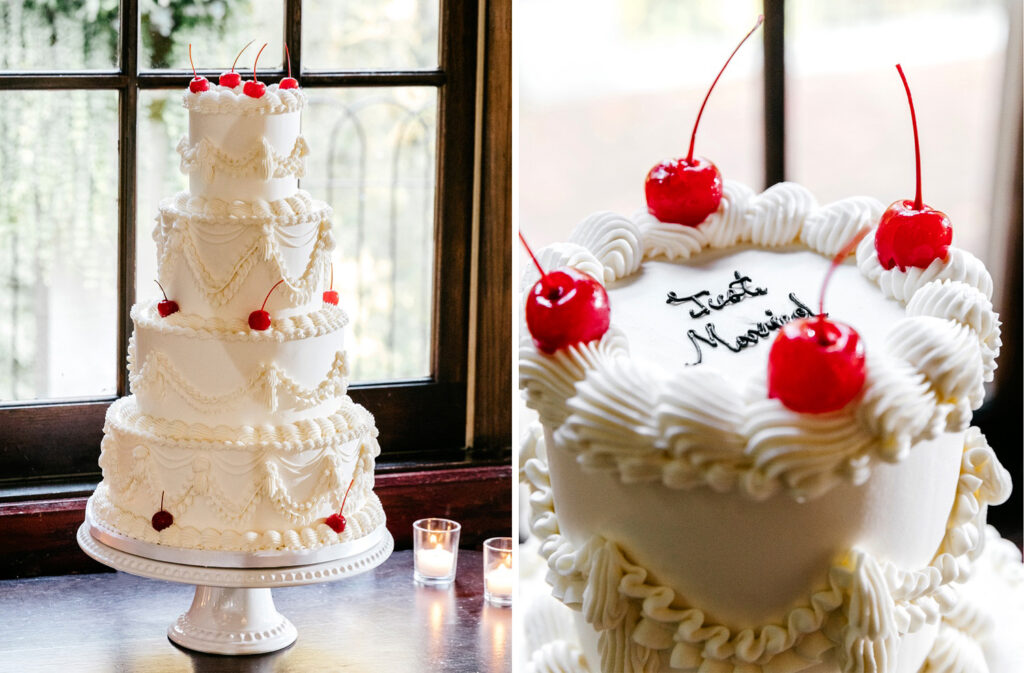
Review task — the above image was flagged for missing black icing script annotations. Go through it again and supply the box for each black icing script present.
[665,271,819,366]
[683,293,818,365]
[666,271,767,318]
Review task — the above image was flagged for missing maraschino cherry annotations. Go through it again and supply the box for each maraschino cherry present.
[874,64,952,271]
[219,39,254,88]
[151,492,173,532]
[154,280,179,317]
[243,43,269,99]
[521,232,610,354]
[280,44,299,89]
[249,278,285,330]
[323,264,339,305]
[767,229,869,414]
[187,44,209,93]
[645,15,763,227]
[324,477,357,534]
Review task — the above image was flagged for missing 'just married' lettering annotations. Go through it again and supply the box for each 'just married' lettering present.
[685,293,818,365]
[667,271,767,319]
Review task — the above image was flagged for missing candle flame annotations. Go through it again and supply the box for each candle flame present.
[502,553,511,569]
[429,533,438,546]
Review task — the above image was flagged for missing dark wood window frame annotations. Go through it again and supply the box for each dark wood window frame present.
[0,0,512,577]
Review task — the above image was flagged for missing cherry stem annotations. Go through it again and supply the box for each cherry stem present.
[252,42,268,82]
[285,44,293,79]
[261,278,286,311]
[159,491,165,510]
[154,279,169,301]
[518,231,547,281]
[340,476,356,513]
[686,14,763,164]
[816,227,871,344]
[896,64,923,211]
[188,43,198,78]
[232,39,255,74]
[329,263,334,291]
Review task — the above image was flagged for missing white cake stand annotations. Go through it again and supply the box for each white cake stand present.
[76,520,393,655]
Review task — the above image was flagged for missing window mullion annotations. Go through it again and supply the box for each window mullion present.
[116,0,139,397]
[285,0,302,75]
[763,0,786,187]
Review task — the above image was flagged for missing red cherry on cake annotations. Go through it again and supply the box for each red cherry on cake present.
[187,44,209,93]
[243,43,269,99]
[324,476,357,534]
[767,229,869,414]
[520,233,610,354]
[323,263,339,305]
[325,513,346,533]
[875,64,952,271]
[154,280,179,317]
[219,39,253,88]
[280,44,299,89]
[645,15,762,227]
[249,278,286,331]
[151,492,174,532]
[645,158,722,227]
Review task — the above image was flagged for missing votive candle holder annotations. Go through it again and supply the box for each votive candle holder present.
[483,536,513,607]
[413,518,461,586]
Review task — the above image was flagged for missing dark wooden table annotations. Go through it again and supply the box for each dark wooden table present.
[0,550,510,673]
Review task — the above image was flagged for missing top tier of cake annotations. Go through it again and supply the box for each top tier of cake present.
[180,83,308,203]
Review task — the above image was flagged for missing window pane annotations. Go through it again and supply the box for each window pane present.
[0,1,119,71]
[302,0,439,70]
[519,0,765,250]
[788,0,1009,261]
[137,87,437,383]
[0,91,119,403]
[304,88,436,381]
[139,0,284,70]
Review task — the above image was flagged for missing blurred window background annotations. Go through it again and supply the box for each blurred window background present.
[0,0,440,403]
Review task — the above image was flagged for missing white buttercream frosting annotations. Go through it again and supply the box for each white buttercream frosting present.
[182,83,306,115]
[520,180,999,500]
[522,426,1012,673]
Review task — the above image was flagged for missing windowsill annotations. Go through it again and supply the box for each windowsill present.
[0,549,511,673]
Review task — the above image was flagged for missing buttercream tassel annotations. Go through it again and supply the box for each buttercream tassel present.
[258,137,275,180]
[259,224,276,261]
[262,367,280,411]
[838,550,899,673]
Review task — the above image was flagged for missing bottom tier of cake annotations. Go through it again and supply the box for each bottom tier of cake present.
[90,395,385,553]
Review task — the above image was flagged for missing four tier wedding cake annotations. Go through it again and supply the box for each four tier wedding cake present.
[86,72,386,557]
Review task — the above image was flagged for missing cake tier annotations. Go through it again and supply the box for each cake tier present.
[92,395,384,552]
[519,182,1010,673]
[181,83,307,203]
[523,426,1011,673]
[129,301,347,427]
[154,191,333,319]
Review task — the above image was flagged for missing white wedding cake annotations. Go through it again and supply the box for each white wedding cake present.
[519,182,1024,672]
[86,76,387,556]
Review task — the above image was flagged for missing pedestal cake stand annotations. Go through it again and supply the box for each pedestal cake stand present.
[77,508,393,655]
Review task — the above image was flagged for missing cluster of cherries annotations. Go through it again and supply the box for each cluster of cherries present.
[524,15,953,416]
[188,41,299,99]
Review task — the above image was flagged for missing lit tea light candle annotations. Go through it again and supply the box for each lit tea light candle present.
[483,536,513,607]
[413,518,461,586]
[417,535,455,578]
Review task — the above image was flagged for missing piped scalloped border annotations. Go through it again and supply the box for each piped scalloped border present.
[183,83,306,116]
[522,425,1011,673]
[133,301,348,343]
[519,181,1000,500]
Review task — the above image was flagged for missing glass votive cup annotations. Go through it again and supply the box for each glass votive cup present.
[413,518,461,585]
[483,536,513,607]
